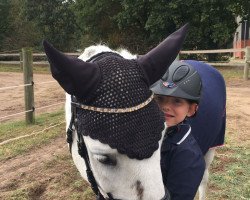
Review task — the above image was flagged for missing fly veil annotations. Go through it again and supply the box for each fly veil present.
[43,24,189,160]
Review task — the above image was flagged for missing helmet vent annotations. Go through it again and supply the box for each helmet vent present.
[173,65,190,82]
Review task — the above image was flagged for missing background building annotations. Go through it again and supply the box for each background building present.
[233,16,250,59]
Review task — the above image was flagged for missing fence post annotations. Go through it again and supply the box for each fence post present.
[22,48,35,124]
[244,47,250,80]
[19,51,23,70]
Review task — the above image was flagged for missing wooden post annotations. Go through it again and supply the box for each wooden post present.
[19,51,23,70]
[244,47,250,80]
[22,48,35,124]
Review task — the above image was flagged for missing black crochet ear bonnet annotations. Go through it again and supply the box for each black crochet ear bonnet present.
[43,24,189,159]
[75,52,165,160]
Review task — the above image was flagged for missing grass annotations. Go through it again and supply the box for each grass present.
[207,145,250,199]
[0,64,50,74]
[216,66,244,81]
[0,110,65,161]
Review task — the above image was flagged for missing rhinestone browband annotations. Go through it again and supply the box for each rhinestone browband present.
[72,93,154,113]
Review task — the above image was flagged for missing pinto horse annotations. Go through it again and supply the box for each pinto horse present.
[43,24,189,200]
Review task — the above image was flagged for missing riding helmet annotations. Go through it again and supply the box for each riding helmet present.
[150,61,202,103]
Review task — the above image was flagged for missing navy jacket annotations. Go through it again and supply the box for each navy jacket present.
[161,124,205,200]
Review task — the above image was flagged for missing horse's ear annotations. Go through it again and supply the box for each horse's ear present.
[43,40,100,99]
[137,23,189,85]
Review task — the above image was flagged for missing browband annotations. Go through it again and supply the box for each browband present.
[71,93,154,113]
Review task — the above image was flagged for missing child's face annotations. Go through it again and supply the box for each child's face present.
[154,95,197,127]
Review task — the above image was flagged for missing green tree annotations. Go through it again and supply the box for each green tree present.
[23,0,79,51]
[0,0,11,51]
[74,0,122,49]
[116,0,238,52]
[74,0,250,56]
[3,0,42,51]
[229,0,250,20]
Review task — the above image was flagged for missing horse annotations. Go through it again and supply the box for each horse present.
[183,60,226,200]
[43,24,189,200]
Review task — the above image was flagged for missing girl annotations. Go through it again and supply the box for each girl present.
[151,61,205,200]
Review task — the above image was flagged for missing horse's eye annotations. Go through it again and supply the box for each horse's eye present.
[95,154,117,166]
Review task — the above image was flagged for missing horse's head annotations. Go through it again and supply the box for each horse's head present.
[43,24,189,200]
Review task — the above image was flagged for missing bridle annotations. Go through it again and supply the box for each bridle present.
[65,52,171,200]
[66,96,105,199]
[67,95,127,200]
[66,99,170,200]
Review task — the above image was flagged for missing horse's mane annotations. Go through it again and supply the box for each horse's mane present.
[78,44,136,61]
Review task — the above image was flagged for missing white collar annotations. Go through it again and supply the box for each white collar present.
[177,126,191,145]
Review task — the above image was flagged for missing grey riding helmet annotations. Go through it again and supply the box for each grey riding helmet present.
[150,61,202,103]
